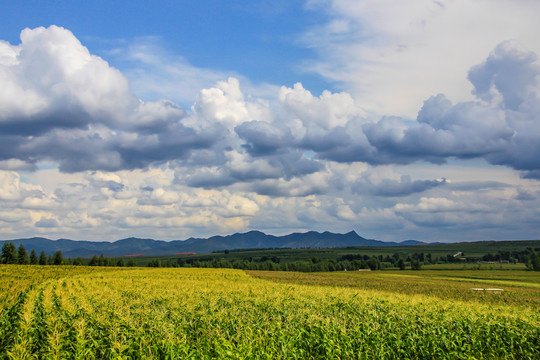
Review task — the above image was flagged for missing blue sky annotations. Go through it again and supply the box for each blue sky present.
[0,0,540,242]
[1,1,333,96]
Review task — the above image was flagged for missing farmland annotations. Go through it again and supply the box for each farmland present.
[1,265,539,359]
[122,239,540,271]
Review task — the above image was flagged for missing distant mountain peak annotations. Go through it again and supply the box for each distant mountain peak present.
[0,230,424,257]
[244,230,266,235]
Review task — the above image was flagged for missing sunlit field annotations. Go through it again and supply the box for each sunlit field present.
[1,265,539,359]
[248,269,540,308]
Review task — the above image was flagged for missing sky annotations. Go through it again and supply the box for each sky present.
[0,0,539,242]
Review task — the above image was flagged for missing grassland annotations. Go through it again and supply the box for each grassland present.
[1,265,539,359]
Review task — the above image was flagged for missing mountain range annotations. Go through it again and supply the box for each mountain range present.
[0,231,424,258]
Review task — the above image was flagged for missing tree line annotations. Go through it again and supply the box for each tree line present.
[169,249,540,271]
[2,242,539,272]
[155,253,426,271]
[1,242,64,265]
[0,243,136,267]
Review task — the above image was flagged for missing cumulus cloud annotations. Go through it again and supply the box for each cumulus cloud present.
[0,26,136,133]
[3,26,539,183]
[1,25,540,241]
[469,41,539,110]
[137,188,180,206]
[178,149,322,193]
[314,42,539,177]
[0,26,224,172]
[394,196,494,228]
[354,175,447,197]
[249,173,330,197]
[278,83,366,129]
[0,171,22,201]
[232,42,540,180]
[301,0,540,117]
[235,120,294,156]
[0,167,267,240]
[86,171,125,192]
[389,182,540,239]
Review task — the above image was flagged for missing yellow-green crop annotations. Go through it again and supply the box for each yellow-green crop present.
[1,265,539,359]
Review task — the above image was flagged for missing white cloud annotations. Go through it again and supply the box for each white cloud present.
[5,26,538,178]
[278,82,366,129]
[0,25,539,241]
[0,26,227,172]
[302,0,540,117]
[193,77,253,129]
[0,171,22,201]
[1,26,137,127]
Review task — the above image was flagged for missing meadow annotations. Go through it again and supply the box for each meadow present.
[1,265,539,359]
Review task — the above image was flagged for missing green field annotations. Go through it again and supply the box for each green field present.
[1,265,539,359]
[129,239,540,267]
[248,269,540,308]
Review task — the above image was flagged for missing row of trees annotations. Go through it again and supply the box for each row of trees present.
[0,243,137,267]
[1,243,64,265]
[161,254,420,271]
[87,254,137,267]
[3,242,539,272]
[142,249,540,271]
[481,249,538,264]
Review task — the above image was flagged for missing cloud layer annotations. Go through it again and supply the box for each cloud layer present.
[0,26,539,241]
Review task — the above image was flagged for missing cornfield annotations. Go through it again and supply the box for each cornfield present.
[1,265,539,359]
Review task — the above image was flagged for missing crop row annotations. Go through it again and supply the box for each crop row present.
[1,266,539,359]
